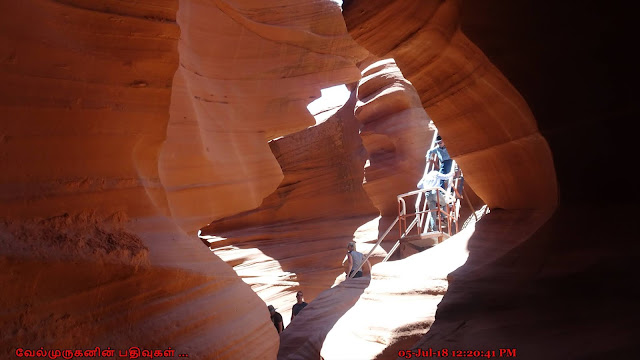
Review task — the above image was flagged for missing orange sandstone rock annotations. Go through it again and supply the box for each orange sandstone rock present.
[355,58,433,217]
[0,0,368,358]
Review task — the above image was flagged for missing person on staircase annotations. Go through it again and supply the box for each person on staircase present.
[426,135,453,188]
[416,164,456,232]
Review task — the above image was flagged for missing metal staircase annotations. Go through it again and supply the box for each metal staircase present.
[348,130,466,277]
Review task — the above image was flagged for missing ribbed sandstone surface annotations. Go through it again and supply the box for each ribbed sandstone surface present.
[1,0,634,359]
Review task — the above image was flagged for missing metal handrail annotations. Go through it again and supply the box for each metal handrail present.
[408,187,453,234]
[348,215,399,278]
[349,186,458,276]
[349,131,468,272]
[427,129,439,173]
[383,241,401,262]
[399,184,459,243]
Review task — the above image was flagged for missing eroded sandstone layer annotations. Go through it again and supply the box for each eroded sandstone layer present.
[1,0,369,358]
[159,0,369,231]
[1,0,634,358]
[326,0,634,358]
[199,92,381,324]
[0,0,179,219]
[281,0,563,356]
[345,0,557,212]
[355,58,433,218]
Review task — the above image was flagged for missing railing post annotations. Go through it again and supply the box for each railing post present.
[398,198,402,239]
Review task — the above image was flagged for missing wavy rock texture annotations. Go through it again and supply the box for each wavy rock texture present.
[1,0,634,359]
[0,214,278,359]
[300,0,632,358]
[288,0,563,357]
[159,0,368,231]
[0,0,368,358]
[354,58,433,218]
[0,0,178,219]
[199,93,381,324]
[345,0,557,212]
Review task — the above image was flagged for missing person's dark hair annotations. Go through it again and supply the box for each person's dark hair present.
[436,135,442,141]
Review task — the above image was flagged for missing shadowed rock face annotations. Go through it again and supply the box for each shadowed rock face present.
[0,0,367,358]
[274,1,560,357]
[345,0,558,212]
[334,0,635,358]
[1,0,635,359]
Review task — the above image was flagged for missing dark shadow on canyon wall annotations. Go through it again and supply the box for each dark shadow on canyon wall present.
[419,205,635,358]
[460,0,637,204]
[410,1,637,358]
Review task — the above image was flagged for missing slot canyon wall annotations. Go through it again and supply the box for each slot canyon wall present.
[1,0,635,359]
[332,0,634,358]
[1,0,367,358]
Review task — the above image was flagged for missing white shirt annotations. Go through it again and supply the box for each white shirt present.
[417,169,454,190]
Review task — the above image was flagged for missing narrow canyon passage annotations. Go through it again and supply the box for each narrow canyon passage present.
[1,0,634,359]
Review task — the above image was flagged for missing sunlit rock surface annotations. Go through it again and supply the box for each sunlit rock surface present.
[319,209,552,360]
[0,0,179,219]
[331,0,634,358]
[1,0,634,358]
[159,0,368,231]
[199,93,380,324]
[279,221,474,360]
[355,58,432,218]
[0,0,367,358]
[345,0,557,212]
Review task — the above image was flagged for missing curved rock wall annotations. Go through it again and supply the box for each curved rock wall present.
[354,58,433,217]
[305,0,632,358]
[159,0,368,232]
[2,0,633,359]
[0,0,368,358]
[345,0,557,211]
[199,93,380,323]
[294,0,562,356]
[0,0,178,219]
